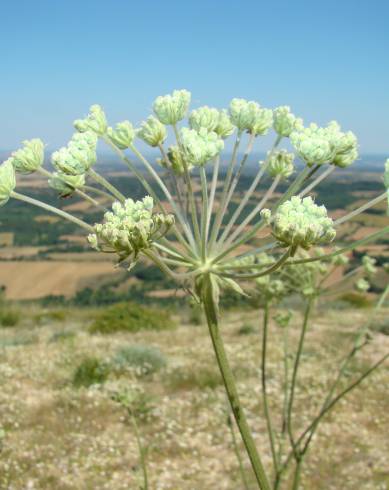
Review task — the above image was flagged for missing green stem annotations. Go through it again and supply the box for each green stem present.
[287,297,313,460]
[206,155,220,241]
[10,191,94,233]
[291,459,302,490]
[227,414,251,490]
[261,304,279,477]
[200,167,209,261]
[129,413,149,490]
[334,191,387,226]
[298,166,335,198]
[88,168,126,202]
[202,274,271,490]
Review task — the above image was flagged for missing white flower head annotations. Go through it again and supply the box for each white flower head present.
[214,110,235,139]
[181,128,224,166]
[273,106,303,137]
[270,196,336,250]
[137,116,167,147]
[266,150,295,179]
[0,159,16,206]
[74,104,107,135]
[107,121,135,149]
[153,89,191,125]
[48,172,85,197]
[10,139,45,174]
[229,99,273,135]
[88,196,174,264]
[51,132,97,176]
[189,106,220,132]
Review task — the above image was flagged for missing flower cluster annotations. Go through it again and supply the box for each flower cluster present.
[74,105,107,135]
[0,159,16,206]
[153,89,191,125]
[263,196,336,251]
[189,107,234,139]
[229,99,273,135]
[290,121,358,167]
[273,106,303,137]
[87,197,174,263]
[137,116,167,147]
[9,139,45,174]
[266,150,295,179]
[107,121,135,149]
[180,128,224,166]
[51,131,97,176]
[48,172,86,198]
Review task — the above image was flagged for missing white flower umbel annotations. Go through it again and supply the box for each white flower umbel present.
[52,132,97,176]
[88,196,174,264]
[137,116,167,147]
[74,104,107,135]
[107,121,135,149]
[0,159,16,206]
[10,139,45,174]
[273,106,303,137]
[229,98,273,135]
[265,196,336,251]
[214,110,235,139]
[266,150,295,179]
[189,106,220,132]
[181,128,224,166]
[153,89,191,125]
[48,172,86,197]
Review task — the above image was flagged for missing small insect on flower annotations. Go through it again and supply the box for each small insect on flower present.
[48,172,86,198]
[0,159,16,206]
[264,196,336,252]
[10,139,45,174]
[87,196,174,267]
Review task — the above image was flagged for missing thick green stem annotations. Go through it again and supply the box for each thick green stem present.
[261,304,279,478]
[291,459,302,490]
[202,275,271,490]
[129,413,148,490]
[227,414,251,490]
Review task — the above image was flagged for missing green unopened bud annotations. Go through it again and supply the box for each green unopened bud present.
[107,121,135,149]
[189,106,220,132]
[355,278,370,293]
[214,110,234,139]
[290,124,335,166]
[48,172,85,197]
[52,132,97,176]
[327,122,358,168]
[266,150,294,179]
[153,89,191,125]
[273,106,303,137]
[0,159,16,206]
[274,311,292,328]
[181,128,224,166]
[229,99,273,135]
[137,116,167,147]
[11,139,44,174]
[74,104,107,135]
[271,196,336,250]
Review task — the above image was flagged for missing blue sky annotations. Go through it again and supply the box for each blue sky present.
[1,0,388,153]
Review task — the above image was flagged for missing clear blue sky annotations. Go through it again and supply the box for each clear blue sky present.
[1,0,388,153]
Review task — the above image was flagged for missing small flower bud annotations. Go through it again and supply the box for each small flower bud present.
[189,106,220,132]
[260,208,272,224]
[214,110,234,139]
[271,196,336,250]
[48,172,85,197]
[0,159,16,206]
[107,121,135,149]
[10,139,45,174]
[229,98,273,135]
[74,104,107,135]
[153,89,191,125]
[137,116,167,147]
[273,106,303,137]
[266,150,294,179]
[355,278,370,293]
[52,132,97,176]
[362,255,377,277]
[181,128,224,166]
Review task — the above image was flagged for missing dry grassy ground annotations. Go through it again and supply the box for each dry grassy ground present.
[0,304,388,490]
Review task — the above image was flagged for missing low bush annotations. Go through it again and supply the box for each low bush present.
[89,302,175,334]
[49,330,76,343]
[72,357,110,387]
[0,334,37,348]
[112,344,167,376]
[34,309,67,324]
[0,309,21,327]
[238,323,256,335]
[167,366,222,391]
[340,292,373,308]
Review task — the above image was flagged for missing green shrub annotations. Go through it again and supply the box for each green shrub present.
[0,309,20,327]
[167,367,222,391]
[112,344,166,375]
[34,309,67,324]
[0,334,37,348]
[49,330,76,343]
[89,302,175,334]
[238,323,255,335]
[340,292,372,308]
[72,357,110,387]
